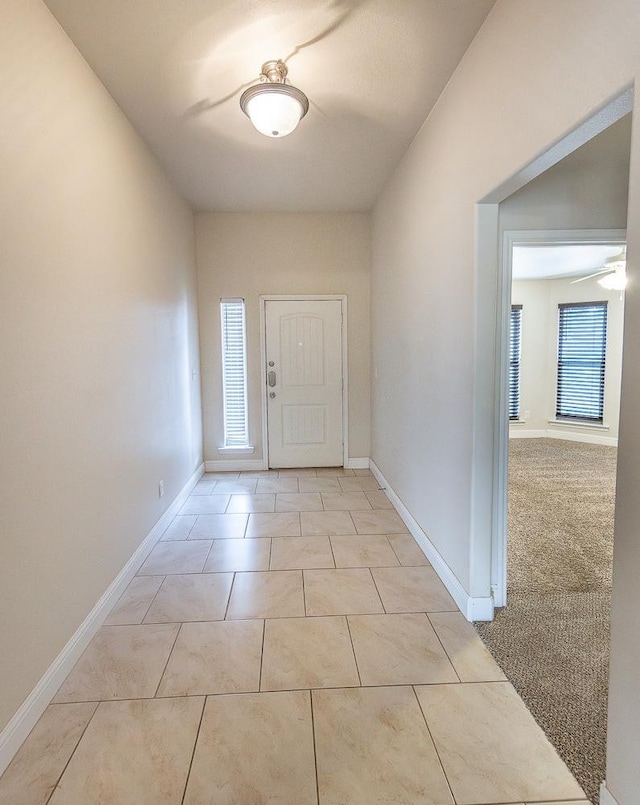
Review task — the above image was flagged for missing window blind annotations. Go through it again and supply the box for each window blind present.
[220,298,248,446]
[509,305,522,420]
[556,301,607,422]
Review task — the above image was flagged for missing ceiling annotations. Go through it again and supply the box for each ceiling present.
[43,0,495,212]
[512,244,626,282]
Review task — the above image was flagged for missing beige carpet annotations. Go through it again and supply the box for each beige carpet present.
[476,438,616,805]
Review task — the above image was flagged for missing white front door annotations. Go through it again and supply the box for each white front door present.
[265,299,344,468]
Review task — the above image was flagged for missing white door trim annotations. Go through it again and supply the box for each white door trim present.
[492,228,627,607]
[259,295,349,469]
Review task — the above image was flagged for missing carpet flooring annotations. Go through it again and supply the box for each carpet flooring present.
[476,438,616,805]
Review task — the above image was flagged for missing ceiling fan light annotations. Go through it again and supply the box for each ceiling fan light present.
[598,270,627,291]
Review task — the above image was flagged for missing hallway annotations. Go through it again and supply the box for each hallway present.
[0,468,587,804]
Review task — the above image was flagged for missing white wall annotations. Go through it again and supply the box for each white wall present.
[499,114,631,234]
[0,0,202,735]
[196,213,371,467]
[510,278,624,443]
[370,1,640,800]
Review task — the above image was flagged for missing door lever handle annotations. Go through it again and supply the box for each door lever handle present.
[267,370,276,387]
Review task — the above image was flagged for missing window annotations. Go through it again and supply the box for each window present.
[556,302,607,422]
[220,298,248,446]
[509,305,522,420]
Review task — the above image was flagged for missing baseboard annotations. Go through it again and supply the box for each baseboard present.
[509,428,547,439]
[205,458,371,472]
[346,457,370,470]
[600,783,620,805]
[205,459,266,472]
[369,461,494,623]
[0,462,204,777]
[509,427,617,447]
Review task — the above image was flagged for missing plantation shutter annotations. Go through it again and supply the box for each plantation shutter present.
[509,305,522,420]
[556,302,607,422]
[221,298,248,446]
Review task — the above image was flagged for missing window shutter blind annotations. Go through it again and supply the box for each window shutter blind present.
[556,302,607,422]
[509,305,522,420]
[221,299,248,446]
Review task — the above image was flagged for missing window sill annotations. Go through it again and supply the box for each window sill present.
[217,446,255,455]
[509,419,527,425]
[548,419,609,431]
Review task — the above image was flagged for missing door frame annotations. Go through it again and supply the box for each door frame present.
[492,227,627,607]
[259,294,349,469]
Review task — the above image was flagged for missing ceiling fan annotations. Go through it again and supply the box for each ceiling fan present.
[570,248,627,290]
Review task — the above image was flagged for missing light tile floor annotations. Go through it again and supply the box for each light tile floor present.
[0,468,589,805]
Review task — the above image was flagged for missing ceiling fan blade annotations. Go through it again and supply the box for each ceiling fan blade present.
[284,0,365,63]
[570,269,612,284]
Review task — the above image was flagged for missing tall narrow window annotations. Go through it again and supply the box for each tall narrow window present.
[220,298,248,446]
[509,305,522,420]
[556,302,607,422]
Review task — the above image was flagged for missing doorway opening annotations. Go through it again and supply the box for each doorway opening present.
[477,110,632,804]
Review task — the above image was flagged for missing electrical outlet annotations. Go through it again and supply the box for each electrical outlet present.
[158,480,165,498]
[524,410,530,421]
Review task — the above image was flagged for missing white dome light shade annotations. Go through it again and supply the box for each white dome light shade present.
[241,85,308,137]
[240,61,309,138]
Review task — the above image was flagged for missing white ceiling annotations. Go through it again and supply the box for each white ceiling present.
[43,0,495,212]
[512,245,625,281]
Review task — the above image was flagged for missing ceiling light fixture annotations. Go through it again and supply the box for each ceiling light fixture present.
[597,267,627,291]
[240,60,309,138]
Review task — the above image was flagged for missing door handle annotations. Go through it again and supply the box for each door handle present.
[268,370,276,387]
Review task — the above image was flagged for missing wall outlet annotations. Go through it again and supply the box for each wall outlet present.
[524,410,530,421]
[158,480,165,498]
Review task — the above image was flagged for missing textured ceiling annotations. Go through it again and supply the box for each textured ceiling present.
[43,0,495,211]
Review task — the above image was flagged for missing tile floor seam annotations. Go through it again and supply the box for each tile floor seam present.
[153,624,183,699]
[385,532,405,565]
[426,613,463,684]
[43,701,100,805]
[258,618,267,692]
[308,690,321,805]
[410,684,457,805]
[141,574,168,624]
[179,695,207,805]
[367,566,387,613]
[344,616,363,687]
[222,572,236,620]
[302,567,309,616]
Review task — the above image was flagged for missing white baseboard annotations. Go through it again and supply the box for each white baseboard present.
[346,457,370,470]
[205,459,266,472]
[369,461,494,623]
[0,462,204,777]
[509,427,617,446]
[600,783,620,805]
[205,458,371,472]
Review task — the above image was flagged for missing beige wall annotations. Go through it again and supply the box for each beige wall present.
[511,278,624,441]
[0,0,202,734]
[196,213,371,466]
[371,1,640,799]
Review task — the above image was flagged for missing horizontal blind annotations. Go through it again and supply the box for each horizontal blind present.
[221,299,248,446]
[556,302,607,422]
[509,305,522,420]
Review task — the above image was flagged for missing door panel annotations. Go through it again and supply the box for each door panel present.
[265,300,343,468]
